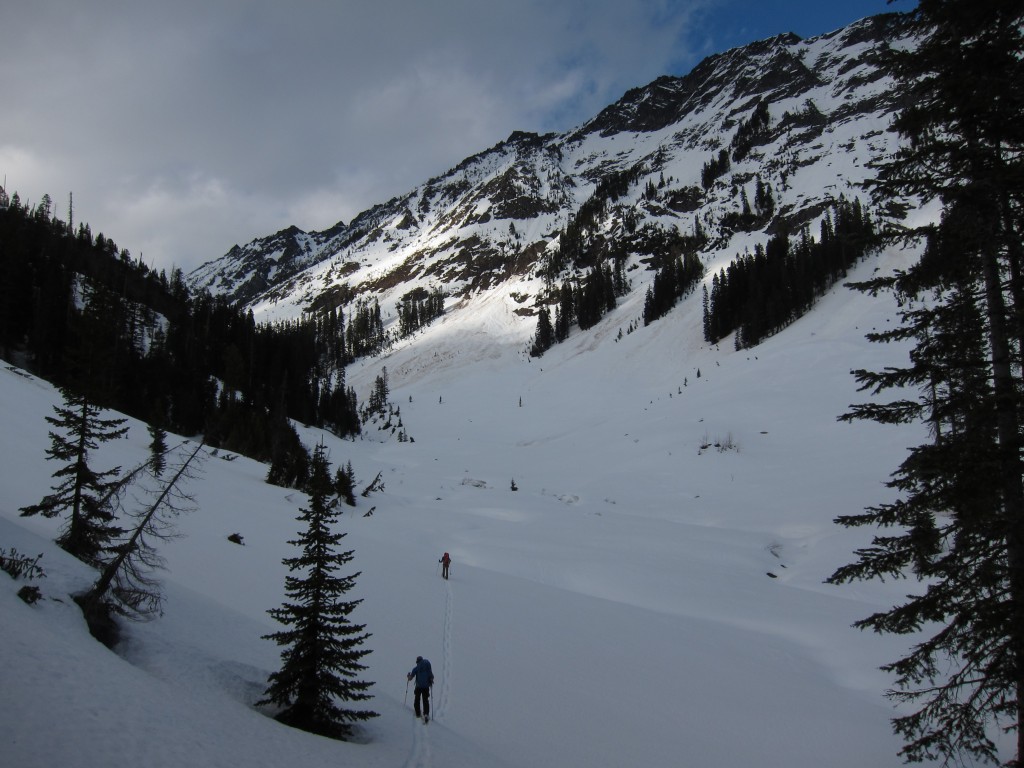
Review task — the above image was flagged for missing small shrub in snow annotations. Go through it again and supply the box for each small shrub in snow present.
[697,431,739,454]
[18,585,42,605]
[0,547,46,581]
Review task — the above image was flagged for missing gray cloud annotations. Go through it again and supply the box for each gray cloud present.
[0,0,892,274]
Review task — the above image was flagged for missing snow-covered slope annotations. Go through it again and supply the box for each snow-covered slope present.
[7,10,1016,768]
[3,231,1013,765]
[189,13,912,331]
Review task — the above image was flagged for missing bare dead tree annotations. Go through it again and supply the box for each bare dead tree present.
[77,441,205,643]
[360,471,384,497]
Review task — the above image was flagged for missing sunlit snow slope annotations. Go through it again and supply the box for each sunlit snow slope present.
[6,235,1013,767]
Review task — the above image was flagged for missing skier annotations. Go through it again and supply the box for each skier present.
[439,551,451,579]
[407,656,434,723]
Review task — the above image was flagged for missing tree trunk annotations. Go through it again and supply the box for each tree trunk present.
[980,245,1024,764]
[81,441,204,612]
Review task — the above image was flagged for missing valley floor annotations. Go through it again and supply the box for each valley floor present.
[1,251,1014,766]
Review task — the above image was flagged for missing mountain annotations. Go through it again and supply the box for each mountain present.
[17,12,1021,768]
[8,209,1002,767]
[188,12,912,335]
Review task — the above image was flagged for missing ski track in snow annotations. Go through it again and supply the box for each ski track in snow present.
[406,721,432,768]
[439,577,453,718]
[404,575,453,768]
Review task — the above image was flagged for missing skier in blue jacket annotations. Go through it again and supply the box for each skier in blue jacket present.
[407,656,434,722]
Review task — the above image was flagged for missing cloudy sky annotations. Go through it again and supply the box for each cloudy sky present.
[1,0,905,275]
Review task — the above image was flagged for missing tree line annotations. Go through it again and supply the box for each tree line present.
[702,197,875,349]
[530,258,631,356]
[0,196,365,488]
[397,286,446,338]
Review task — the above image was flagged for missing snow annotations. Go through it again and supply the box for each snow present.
[229,18,914,331]
[0,243,1015,767]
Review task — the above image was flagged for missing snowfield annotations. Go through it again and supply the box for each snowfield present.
[1,244,1014,767]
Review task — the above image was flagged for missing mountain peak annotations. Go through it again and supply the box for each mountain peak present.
[190,13,911,336]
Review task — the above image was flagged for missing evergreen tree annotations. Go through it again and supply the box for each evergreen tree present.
[148,424,168,478]
[553,281,574,343]
[368,367,390,415]
[266,416,310,490]
[702,284,711,341]
[702,200,872,348]
[754,175,774,218]
[260,443,377,739]
[531,306,554,357]
[334,461,356,507]
[701,148,730,189]
[829,2,1024,764]
[20,386,129,564]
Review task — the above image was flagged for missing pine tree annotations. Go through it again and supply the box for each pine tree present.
[266,414,310,490]
[334,461,356,507]
[260,443,377,739]
[369,366,390,415]
[554,281,574,342]
[20,386,129,564]
[148,424,168,478]
[531,306,554,357]
[829,2,1024,765]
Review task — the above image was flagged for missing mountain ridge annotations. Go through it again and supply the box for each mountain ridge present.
[188,12,913,353]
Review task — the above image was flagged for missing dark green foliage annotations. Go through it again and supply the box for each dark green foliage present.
[0,548,45,581]
[397,286,445,338]
[20,386,128,565]
[703,198,874,348]
[643,250,704,326]
[334,462,356,507]
[780,98,826,132]
[557,166,646,272]
[754,176,775,220]
[266,418,311,490]
[260,444,378,739]
[0,200,364,488]
[730,100,772,161]
[829,2,1024,764]
[18,585,42,605]
[368,367,390,416]
[575,263,617,331]
[345,298,384,359]
[148,425,168,478]
[317,370,361,439]
[721,176,776,233]
[701,149,731,190]
[831,210,1017,767]
[548,222,692,347]
[545,262,621,345]
[530,306,555,357]
[664,185,704,213]
[554,281,574,343]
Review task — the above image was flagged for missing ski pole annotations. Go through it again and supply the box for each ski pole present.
[405,678,409,706]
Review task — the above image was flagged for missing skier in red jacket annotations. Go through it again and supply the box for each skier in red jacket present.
[440,552,451,579]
